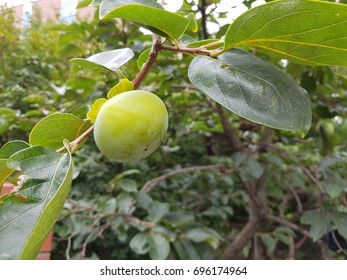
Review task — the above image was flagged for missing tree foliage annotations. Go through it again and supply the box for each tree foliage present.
[1,0,347,260]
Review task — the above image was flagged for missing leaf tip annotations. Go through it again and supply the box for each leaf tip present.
[63,140,73,153]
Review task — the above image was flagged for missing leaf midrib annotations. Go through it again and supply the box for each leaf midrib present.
[0,155,64,232]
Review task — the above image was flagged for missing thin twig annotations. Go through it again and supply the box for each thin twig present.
[80,232,93,259]
[331,230,347,256]
[160,44,211,55]
[200,40,224,49]
[223,219,260,259]
[215,104,242,150]
[67,199,155,228]
[287,235,295,260]
[140,165,230,194]
[263,143,325,194]
[295,236,308,250]
[56,125,94,153]
[279,192,290,219]
[65,236,72,260]
[267,215,311,238]
[288,184,303,213]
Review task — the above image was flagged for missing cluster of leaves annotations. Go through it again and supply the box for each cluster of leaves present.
[1,0,347,260]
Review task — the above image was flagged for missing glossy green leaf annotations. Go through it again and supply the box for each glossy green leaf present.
[0,143,73,259]
[103,198,117,213]
[184,227,220,249]
[107,169,141,192]
[22,94,45,104]
[173,239,201,260]
[70,48,134,73]
[260,234,277,253]
[153,226,176,242]
[321,174,347,198]
[222,0,347,66]
[301,210,330,241]
[137,48,150,70]
[87,98,107,124]
[0,141,30,159]
[117,178,138,193]
[275,226,296,237]
[273,232,291,246]
[29,113,91,150]
[148,201,170,223]
[241,159,265,180]
[101,0,163,12]
[147,233,170,260]
[134,192,153,209]
[77,0,92,8]
[130,232,150,255]
[318,156,345,171]
[100,2,189,38]
[0,141,30,191]
[0,108,16,135]
[89,0,102,6]
[117,193,134,214]
[331,212,347,241]
[188,48,312,136]
[186,13,198,33]
[187,39,223,49]
[0,160,14,191]
[163,212,195,228]
[107,79,134,99]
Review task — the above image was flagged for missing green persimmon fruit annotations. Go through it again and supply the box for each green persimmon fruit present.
[321,122,335,137]
[318,121,334,137]
[94,90,168,162]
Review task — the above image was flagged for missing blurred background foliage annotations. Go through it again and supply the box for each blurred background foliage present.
[1,0,347,260]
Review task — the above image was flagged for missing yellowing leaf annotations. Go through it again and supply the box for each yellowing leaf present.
[186,13,198,33]
[107,79,134,99]
[87,98,108,124]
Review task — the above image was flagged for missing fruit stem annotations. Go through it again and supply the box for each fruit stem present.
[160,44,211,55]
[200,40,224,49]
[116,69,127,79]
[210,48,226,58]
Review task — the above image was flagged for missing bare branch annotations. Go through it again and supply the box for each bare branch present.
[223,219,260,259]
[287,235,295,260]
[140,165,231,194]
[133,34,162,89]
[65,236,72,260]
[223,172,268,259]
[288,184,303,213]
[216,104,242,150]
[331,231,347,256]
[267,215,311,238]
